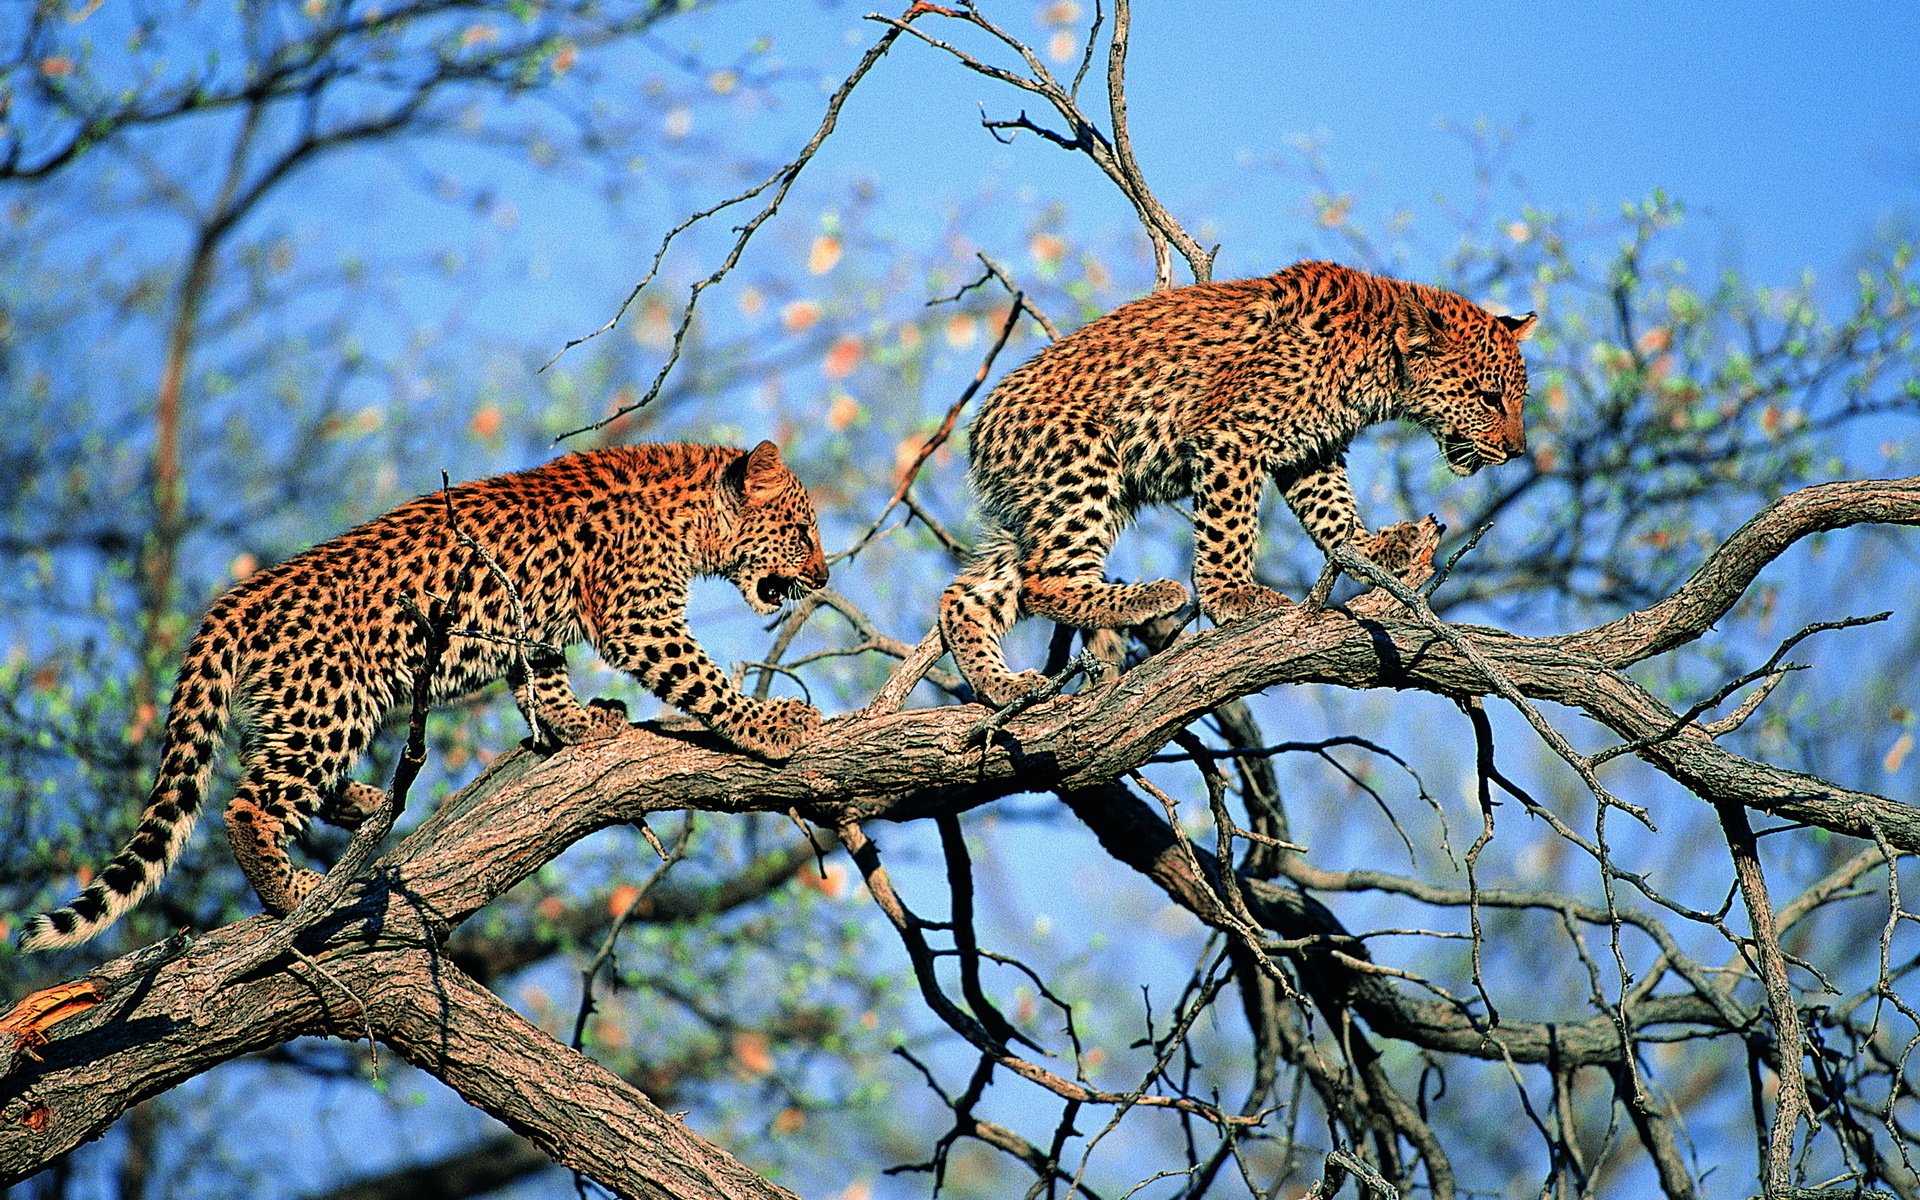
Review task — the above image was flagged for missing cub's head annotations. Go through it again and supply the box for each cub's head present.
[721,440,830,615]
[1391,288,1536,476]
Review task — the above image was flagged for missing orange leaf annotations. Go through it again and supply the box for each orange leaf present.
[782,299,822,333]
[470,405,502,440]
[808,235,843,276]
[1885,733,1913,774]
[827,394,860,431]
[797,863,846,898]
[733,1031,774,1075]
[772,1106,806,1135]
[608,883,642,918]
[823,335,862,380]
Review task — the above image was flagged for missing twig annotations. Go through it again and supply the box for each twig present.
[549,9,922,437]
[1592,612,1886,765]
[838,292,1030,563]
[570,817,695,1053]
[1329,543,1654,830]
[966,649,1105,743]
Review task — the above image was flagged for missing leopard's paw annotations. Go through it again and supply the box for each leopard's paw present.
[1201,583,1294,625]
[976,669,1049,709]
[722,697,821,761]
[1124,579,1194,625]
[539,697,629,748]
[579,697,630,739]
[1356,517,1444,585]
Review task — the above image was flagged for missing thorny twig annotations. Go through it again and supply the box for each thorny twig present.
[867,0,1214,288]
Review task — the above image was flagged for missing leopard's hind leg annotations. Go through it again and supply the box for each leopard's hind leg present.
[227,663,378,914]
[939,528,1046,707]
[225,760,327,915]
[1014,468,1188,630]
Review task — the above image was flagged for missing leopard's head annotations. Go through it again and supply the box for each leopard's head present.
[1390,289,1536,477]
[721,440,830,615]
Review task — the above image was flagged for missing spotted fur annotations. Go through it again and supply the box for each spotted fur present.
[939,261,1536,705]
[20,441,828,951]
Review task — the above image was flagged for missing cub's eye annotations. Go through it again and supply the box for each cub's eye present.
[1477,389,1505,411]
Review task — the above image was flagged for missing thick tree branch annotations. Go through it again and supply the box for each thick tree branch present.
[5,475,1916,1188]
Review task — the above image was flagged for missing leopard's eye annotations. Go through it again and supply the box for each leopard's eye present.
[1477,389,1505,411]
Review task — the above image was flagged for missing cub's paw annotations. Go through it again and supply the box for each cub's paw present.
[1132,578,1194,622]
[1201,583,1294,625]
[318,781,388,830]
[577,697,630,740]
[536,698,629,749]
[280,867,330,913]
[723,697,822,761]
[976,669,1049,709]
[1356,517,1444,585]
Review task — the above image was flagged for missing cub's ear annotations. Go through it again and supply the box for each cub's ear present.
[1394,293,1446,358]
[727,439,785,502]
[1498,311,1538,341]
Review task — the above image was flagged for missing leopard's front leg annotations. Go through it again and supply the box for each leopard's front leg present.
[1277,455,1366,555]
[1279,458,1441,602]
[507,644,629,748]
[1192,441,1290,624]
[588,578,819,760]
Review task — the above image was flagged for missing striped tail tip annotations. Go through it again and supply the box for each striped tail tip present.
[17,881,141,953]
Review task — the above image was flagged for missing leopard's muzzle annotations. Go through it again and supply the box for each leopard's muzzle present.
[756,557,828,608]
[757,574,807,607]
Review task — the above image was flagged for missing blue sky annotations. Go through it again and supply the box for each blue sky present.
[320,3,1920,386]
[732,3,1920,290]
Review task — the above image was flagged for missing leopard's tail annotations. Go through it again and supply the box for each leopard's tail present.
[18,612,238,951]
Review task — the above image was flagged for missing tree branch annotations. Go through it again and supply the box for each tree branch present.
[5,474,1917,1188]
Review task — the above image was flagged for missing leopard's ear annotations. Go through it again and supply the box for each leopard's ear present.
[1498,311,1538,341]
[1394,292,1445,358]
[726,440,784,503]
[744,439,783,476]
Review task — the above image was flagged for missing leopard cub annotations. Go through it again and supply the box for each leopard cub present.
[940,260,1535,705]
[21,440,828,951]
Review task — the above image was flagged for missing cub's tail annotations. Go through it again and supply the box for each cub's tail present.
[18,616,238,951]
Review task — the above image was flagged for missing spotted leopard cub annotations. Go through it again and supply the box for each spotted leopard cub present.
[21,441,827,951]
[940,260,1535,705]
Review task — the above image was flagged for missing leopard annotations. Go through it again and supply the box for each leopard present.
[938,260,1536,706]
[19,440,829,951]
